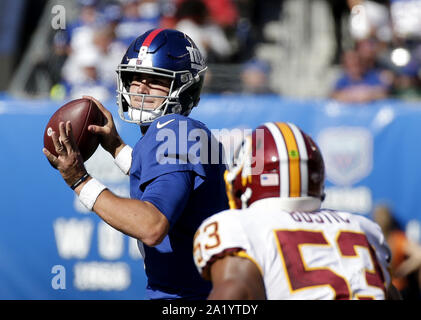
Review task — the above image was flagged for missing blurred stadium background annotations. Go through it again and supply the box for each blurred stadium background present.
[1,0,421,299]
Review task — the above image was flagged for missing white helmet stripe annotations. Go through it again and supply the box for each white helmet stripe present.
[264,122,289,197]
[287,123,309,197]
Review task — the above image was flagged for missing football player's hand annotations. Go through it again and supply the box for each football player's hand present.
[43,121,88,187]
[83,95,126,158]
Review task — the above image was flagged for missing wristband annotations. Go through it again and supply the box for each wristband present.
[78,178,107,210]
[114,145,132,175]
[70,173,90,190]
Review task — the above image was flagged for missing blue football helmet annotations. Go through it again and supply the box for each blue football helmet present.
[116,28,207,126]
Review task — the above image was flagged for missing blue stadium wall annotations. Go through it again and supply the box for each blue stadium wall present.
[1,94,420,299]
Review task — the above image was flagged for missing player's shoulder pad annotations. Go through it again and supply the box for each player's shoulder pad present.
[145,113,213,163]
[352,213,383,237]
[198,209,241,228]
[194,209,250,278]
[195,209,249,253]
[353,213,391,263]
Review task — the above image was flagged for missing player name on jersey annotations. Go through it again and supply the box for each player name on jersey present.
[288,210,350,224]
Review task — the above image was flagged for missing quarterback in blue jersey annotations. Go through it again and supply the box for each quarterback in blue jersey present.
[43,29,229,299]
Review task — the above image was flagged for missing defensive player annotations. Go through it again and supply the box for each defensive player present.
[43,29,228,299]
[193,122,400,300]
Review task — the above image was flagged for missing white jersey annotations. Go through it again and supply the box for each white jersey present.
[193,200,391,300]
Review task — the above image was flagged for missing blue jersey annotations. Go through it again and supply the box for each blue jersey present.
[130,114,229,299]
[334,69,388,91]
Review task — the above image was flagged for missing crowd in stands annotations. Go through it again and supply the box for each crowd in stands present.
[330,0,421,103]
[48,0,421,102]
[49,0,276,100]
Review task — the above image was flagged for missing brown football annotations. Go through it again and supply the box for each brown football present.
[44,98,104,165]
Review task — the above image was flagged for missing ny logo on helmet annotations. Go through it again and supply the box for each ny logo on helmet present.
[186,47,204,70]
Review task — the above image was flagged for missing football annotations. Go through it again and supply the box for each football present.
[43,98,104,165]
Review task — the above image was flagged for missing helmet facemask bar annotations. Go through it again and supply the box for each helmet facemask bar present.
[116,64,201,125]
[225,136,253,209]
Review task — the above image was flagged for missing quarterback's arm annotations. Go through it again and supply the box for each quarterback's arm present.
[80,184,169,246]
[73,170,193,246]
[43,121,169,247]
[207,255,266,300]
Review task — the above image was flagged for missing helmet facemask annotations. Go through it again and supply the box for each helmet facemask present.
[225,136,254,209]
[115,29,208,126]
[116,64,207,126]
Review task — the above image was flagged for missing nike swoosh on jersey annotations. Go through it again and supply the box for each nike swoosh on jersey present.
[156,119,175,129]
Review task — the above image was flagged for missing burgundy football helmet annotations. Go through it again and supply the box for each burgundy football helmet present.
[225,122,325,209]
